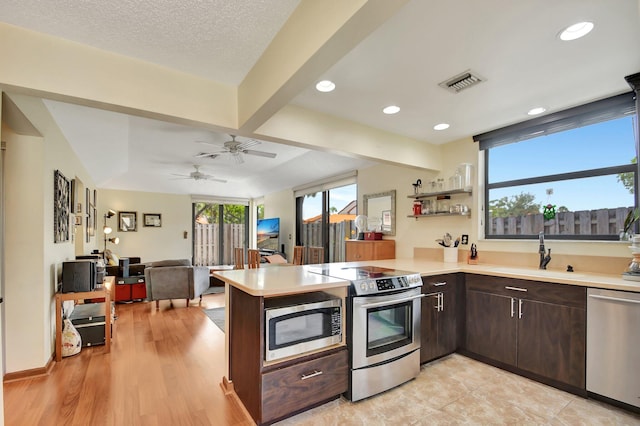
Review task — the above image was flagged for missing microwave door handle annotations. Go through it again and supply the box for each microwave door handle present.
[359,294,425,309]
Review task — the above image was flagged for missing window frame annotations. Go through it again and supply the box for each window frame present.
[475,92,638,241]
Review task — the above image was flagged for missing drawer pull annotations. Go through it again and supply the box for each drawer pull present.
[301,370,323,380]
[432,282,447,287]
[505,286,528,292]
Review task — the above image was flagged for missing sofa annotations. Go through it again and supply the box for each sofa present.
[144,259,209,309]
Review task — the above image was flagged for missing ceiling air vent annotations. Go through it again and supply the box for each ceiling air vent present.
[438,70,485,94]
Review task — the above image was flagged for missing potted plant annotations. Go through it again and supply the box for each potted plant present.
[621,208,640,241]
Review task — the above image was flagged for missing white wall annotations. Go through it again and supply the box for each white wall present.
[97,189,192,263]
[3,93,98,373]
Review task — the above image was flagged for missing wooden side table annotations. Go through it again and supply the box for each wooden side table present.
[55,276,114,362]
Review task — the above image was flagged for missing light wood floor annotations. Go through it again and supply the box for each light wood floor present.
[5,293,640,425]
[3,293,253,426]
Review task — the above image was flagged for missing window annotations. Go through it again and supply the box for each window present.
[294,173,358,262]
[475,93,638,240]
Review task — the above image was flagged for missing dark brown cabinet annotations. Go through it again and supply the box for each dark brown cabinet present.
[229,286,348,425]
[464,275,586,390]
[420,274,458,364]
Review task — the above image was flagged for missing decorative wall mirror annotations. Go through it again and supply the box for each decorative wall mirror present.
[363,190,396,236]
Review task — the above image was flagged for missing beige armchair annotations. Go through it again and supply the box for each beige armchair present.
[144,259,209,309]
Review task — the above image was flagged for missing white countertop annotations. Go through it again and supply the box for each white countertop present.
[213,258,640,297]
[212,264,350,296]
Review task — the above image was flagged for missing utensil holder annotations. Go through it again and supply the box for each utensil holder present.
[443,247,459,263]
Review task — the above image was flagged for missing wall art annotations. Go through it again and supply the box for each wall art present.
[143,213,162,227]
[54,170,71,243]
[119,211,137,232]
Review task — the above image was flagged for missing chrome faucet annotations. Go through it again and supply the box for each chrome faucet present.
[538,232,551,269]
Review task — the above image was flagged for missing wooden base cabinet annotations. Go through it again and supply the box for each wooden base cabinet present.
[345,240,395,261]
[261,349,348,423]
[420,274,459,364]
[464,275,586,391]
[229,286,348,425]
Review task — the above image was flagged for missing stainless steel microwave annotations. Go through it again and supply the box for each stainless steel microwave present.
[264,292,342,362]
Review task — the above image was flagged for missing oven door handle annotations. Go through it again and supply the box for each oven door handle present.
[359,294,425,309]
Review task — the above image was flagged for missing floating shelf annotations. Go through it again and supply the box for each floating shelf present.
[408,189,472,199]
[408,211,471,219]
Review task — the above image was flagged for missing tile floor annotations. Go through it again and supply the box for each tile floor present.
[276,354,640,425]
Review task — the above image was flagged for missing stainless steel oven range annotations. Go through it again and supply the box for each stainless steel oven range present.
[309,265,423,401]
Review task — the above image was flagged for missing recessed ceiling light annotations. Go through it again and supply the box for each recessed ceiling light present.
[559,21,594,41]
[433,123,450,131]
[383,105,400,115]
[527,107,547,116]
[315,80,335,92]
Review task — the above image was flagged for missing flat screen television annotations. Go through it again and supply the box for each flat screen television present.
[257,218,280,251]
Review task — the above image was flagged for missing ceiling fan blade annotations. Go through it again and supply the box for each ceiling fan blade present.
[236,139,260,150]
[243,149,277,158]
[205,177,227,183]
[194,152,220,159]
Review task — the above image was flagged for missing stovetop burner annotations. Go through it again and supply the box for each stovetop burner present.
[308,265,422,296]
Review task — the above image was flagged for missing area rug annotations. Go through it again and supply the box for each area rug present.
[202,286,225,295]
[203,307,225,332]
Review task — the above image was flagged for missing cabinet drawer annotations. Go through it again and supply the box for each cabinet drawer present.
[466,274,585,308]
[422,273,458,294]
[262,349,348,423]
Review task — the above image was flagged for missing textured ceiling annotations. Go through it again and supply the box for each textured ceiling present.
[0,0,300,85]
[2,0,639,198]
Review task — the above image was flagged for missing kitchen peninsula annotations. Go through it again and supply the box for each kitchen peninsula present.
[214,258,640,424]
[213,266,350,425]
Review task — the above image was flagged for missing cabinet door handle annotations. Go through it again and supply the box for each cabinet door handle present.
[433,282,447,287]
[440,292,444,312]
[433,294,440,310]
[518,299,523,319]
[588,294,640,304]
[301,370,323,380]
[510,297,515,318]
[505,286,528,292]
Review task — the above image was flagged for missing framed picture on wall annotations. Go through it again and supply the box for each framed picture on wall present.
[119,211,137,232]
[143,213,162,227]
[53,170,71,243]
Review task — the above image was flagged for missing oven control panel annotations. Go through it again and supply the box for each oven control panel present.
[353,273,422,295]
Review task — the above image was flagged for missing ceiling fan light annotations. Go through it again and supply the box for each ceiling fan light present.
[559,21,594,41]
[316,80,335,92]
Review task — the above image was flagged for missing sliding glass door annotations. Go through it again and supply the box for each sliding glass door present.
[193,202,248,266]
[296,183,357,263]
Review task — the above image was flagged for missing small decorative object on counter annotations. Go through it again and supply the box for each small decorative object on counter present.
[467,243,479,265]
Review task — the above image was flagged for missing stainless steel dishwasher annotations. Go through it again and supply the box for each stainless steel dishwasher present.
[587,288,640,409]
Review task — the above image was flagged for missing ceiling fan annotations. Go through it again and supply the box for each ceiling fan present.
[170,165,227,183]
[194,134,277,164]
